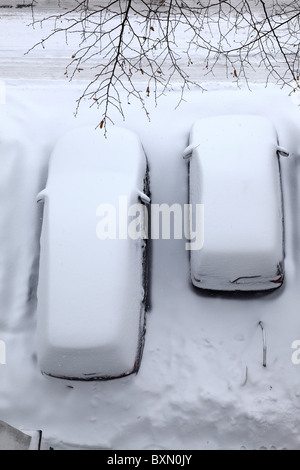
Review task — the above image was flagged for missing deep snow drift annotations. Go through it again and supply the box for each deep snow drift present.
[1,80,300,449]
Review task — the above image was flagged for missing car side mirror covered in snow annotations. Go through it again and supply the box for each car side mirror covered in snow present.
[36,189,48,204]
[183,144,196,160]
[277,146,289,158]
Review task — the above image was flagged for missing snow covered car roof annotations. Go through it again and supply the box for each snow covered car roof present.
[186,115,288,291]
[37,126,149,380]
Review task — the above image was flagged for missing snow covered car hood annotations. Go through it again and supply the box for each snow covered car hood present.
[36,126,148,380]
[187,115,287,291]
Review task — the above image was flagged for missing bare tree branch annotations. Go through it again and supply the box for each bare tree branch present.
[27,1,300,129]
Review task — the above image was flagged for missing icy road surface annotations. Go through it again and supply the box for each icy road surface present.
[0,3,291,83]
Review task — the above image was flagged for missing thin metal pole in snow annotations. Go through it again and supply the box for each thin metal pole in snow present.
[259,321,267,368]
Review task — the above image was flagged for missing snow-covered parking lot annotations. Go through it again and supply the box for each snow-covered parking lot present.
[1,3,300,450]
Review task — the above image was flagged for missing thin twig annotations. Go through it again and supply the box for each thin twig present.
[259,321,267,368]
[26,0,300,129]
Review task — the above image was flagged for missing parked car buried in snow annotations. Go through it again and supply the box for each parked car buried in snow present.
[183,115,289,292]
[37,126,150,380]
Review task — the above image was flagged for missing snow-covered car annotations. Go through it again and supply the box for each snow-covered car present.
[184,115,289,292]
[36,126,150,380]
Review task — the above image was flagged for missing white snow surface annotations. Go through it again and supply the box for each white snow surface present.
[1,4,300,452]
[1,81,300,450]
[37,127,147,380]
[189,115,284,291]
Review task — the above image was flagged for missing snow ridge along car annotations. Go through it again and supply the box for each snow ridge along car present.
[36,126,150,380]
[183,115,289,292]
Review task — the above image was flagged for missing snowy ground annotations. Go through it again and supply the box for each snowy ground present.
[1,6,300,451]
